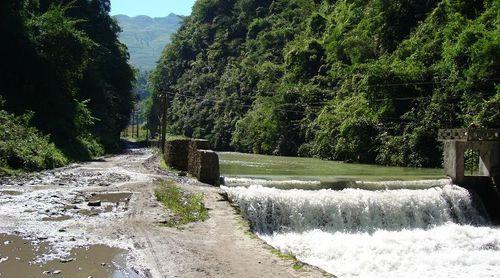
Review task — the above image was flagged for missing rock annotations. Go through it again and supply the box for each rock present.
[88,200,101,207]
[60,258,74,263]
[53,270,61,274]
[178,171,187,177]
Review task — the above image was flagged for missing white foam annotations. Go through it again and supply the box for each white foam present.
[261,224,500,278]
[352,179,452,190]
[223,185,485,233]
[223,182,498,277]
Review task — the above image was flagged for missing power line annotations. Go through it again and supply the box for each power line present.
[154,77,499,114]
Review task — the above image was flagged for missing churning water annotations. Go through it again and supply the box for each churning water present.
[223,178,500,277]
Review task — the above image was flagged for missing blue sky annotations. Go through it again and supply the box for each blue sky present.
[111,0,196,17]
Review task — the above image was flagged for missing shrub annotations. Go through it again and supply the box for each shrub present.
[0,108,67,172]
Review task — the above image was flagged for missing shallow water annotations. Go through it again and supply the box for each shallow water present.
[0,190,23,196]
[223,179,500,277]
[88,192,132,204]
[0,234,137,278]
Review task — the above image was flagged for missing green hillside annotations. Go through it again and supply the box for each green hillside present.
[115,13,183,71]
[0,0,135,172]
[147,0,499,168]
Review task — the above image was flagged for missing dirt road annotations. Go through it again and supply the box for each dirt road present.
[0,147,326,277]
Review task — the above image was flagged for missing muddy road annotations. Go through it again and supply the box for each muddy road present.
[0,147,325,277]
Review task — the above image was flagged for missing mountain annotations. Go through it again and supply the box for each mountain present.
[114,13,183,71]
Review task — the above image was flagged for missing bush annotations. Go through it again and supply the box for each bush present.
[0,109,67,172]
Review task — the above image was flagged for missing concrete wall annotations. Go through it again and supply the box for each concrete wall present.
[164,139,191,171]
[188,139,210,175]
[163,138,220,186]
[189,150,220,185]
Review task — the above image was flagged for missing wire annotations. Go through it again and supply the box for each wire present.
[153,77,499,115]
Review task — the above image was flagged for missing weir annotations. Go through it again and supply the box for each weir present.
[220,130,500,276]
[222,181,500,276]
[438,128,500,223]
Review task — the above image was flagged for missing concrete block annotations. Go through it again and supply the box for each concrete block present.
[164,139,191,171]
[189,150,220,186]
[188,139,210,175]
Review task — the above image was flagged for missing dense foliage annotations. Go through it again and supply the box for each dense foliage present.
[149,0,499,167]
[0,0,134,171]
[0,99,67,174]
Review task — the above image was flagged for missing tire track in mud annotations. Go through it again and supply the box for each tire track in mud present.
[123,180,168,278]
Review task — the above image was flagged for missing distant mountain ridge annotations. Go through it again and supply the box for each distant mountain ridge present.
[114,13,183,71]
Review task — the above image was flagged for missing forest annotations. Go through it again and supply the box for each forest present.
[147,0,499,168]
[0,0,134,174]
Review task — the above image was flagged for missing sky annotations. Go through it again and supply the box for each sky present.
[111,0,196,17]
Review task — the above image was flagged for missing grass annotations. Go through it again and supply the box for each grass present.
[268,249,307,271]
[159,155,171,172]
[120,125,149,142]
[219,152,444,182]
[154,180,209,227]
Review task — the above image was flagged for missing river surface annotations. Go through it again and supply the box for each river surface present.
[222,177,500,277]
[219,152,444,181]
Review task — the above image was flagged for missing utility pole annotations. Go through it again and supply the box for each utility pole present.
[136,107,139,139]
[160,91,168,152]
[132,107,136,139]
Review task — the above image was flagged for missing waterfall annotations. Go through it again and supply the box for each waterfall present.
[223,179,500,277]
[222,182,487,234]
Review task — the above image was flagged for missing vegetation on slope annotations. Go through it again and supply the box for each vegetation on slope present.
[0,99,67,174]
[148,0,499,168]
[115,14,183,71]
[0,0,135,172]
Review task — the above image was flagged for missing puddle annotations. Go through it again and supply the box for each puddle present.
[0,190,22,196]
[104,205,114,213]
[78,209,99,217]
[0,234,137,278]
[42,215,72,222]
[88,192,132,204]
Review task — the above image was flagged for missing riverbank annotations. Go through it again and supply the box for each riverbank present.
[0,147,327,277]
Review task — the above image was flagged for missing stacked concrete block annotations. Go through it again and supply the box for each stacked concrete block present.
[163,139,191,171]
[188,139,210,174]
[189,150,220,185]
[163,138,220,186]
